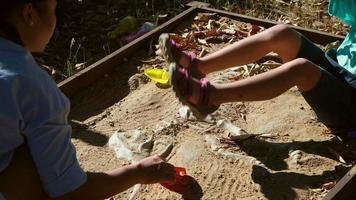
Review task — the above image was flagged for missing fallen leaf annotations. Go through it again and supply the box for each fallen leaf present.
[249,24,262,36]
[322,181,337,190]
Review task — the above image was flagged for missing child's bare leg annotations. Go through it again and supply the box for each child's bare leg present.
[0,145,48,199]
[197,24,302,74]
[209,58,321,105]
[185,58,321,106]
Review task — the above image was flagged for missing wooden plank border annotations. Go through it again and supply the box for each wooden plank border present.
[194,6,344,45]
[323,165,356,200]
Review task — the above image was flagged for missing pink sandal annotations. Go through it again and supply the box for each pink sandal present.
[159,33,205,79]
[169,63,219,120]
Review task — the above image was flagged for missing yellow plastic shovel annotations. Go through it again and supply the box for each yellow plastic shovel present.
[144,68,170,86]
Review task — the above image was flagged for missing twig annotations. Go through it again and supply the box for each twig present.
[128,184,142,200]
[187,123,205,130]
[198,125,216,135]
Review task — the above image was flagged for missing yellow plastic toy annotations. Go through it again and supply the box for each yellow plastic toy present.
[144,68,170,86]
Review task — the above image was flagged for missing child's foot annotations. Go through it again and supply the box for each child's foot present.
[169,62,219,120]
[159,33,205,79]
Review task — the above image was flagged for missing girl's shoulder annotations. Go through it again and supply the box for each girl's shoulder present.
[0,38,45,80]
[0,52,62,111]
[0,51,53,85]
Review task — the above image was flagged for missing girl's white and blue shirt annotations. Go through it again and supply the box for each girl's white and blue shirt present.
[329,0,356,75]
[0,38,86,198]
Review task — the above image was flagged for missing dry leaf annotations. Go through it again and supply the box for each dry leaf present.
[198,38,208,46]
[249,24,262,36]
[322,181,337,190]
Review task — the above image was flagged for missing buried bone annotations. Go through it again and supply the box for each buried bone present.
[217,120,254,141]
[217,120,274,141]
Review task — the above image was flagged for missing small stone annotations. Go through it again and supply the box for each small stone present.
[108,120,115,127]
[179,106,191,120]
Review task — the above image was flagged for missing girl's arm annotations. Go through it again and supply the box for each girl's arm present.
[58,155,175,200]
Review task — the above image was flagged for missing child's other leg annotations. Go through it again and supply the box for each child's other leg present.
[185,58,321,106]
[0,145,49,200]
[209,58,321,104]
[198,24,302,74]
[161,24,301,78]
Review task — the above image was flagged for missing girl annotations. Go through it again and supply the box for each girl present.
[0,0,176,199]
[160,0,356,133]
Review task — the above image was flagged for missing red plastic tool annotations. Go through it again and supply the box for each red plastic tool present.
[160,167,187,194]
[160,167,203,199]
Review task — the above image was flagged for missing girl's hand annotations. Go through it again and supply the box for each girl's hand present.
[135,155,176,184]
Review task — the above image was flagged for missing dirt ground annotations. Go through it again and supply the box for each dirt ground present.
[68,14,352,200]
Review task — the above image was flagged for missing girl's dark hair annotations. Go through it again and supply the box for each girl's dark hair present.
[0,0,46,45]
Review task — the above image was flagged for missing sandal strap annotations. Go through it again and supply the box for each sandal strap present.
[177,67,192,98]
[185,51,197,69]
[170,40,204,78]
[197,78,220,116]
[171,62,219,119]
[186,52,204,79]
[198,78,210,107]
[170,40,189,65]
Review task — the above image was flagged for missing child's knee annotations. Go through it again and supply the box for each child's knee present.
[287,58,315,74]
[271,24,294,37]
[291,57,310,66]
[266,24,299,45]
[288,58,321,90]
